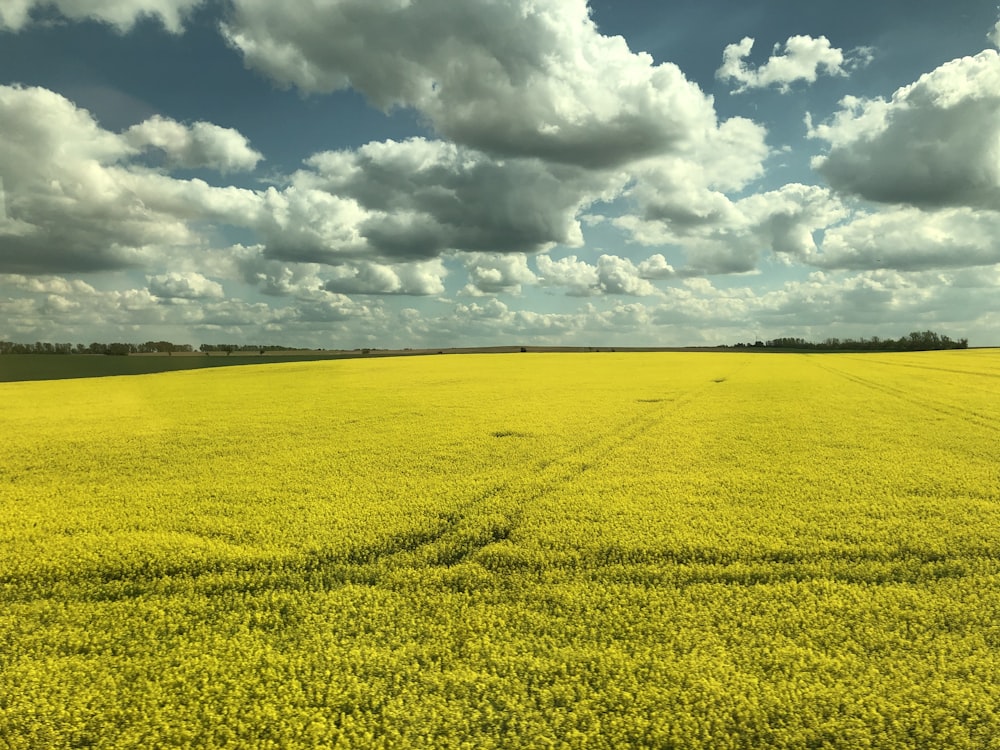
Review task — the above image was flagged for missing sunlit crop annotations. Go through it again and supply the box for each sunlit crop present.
[2,351,999,748]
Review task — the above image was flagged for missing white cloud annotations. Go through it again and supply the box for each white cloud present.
[1,273,100,300]
[536,253,658,296]
[323,259,447,296]
[738,183,849,260]
[292,292,382,324]
[615,184,847,277]
[717,35,861,93]
[606,114,770,275]
[536,254,600,296]
[253,186,371,265]
[463,253,537,295]
[263,138,619,264]
[125,116,262,172]
[637,254,676,280]
[990,19,1000,49]
[228,243,447,299]
[5,263,1000,348]
[809,50,1000,208]
[595,255,658,296]
[810,206,1000,271]
[0,85,262,274]
[148,271,225,300]
[0,0,203,32]
[221,0,725,169]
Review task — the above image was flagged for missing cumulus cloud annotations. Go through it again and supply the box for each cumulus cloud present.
[323,259,447,296]
[0,85,261,274]
[293,292,381,324]
[536,254,600,296]
[221,0,723,169]
[211,0,771,272]
[0,0,203,32]
[463,253,536,295]
[595,255,658,296]
[739,183,849,260]
[717,35,866,93]
[536,254,659,296]
[230,244,446,298]
[615,114,768,249]
[809,207,1000,271]
[615,183,847,277]
[809,50,1000,208]
[637,254,676,279]
[261,138,619,264]
[990,19,1000,49]
[125,116,262,172]
[148,271,225,300]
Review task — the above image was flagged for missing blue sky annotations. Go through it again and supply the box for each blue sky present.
[1,0,999,348]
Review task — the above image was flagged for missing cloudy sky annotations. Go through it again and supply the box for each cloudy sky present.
[2,0,999,348]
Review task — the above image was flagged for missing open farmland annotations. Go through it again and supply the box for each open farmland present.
[2,351,999,749]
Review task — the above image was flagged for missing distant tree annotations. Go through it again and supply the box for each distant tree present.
[741,331,968,352]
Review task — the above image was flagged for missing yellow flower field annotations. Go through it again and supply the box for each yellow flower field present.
[2,351,999,749]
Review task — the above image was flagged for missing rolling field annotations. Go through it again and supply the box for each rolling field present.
[2,351,999,749]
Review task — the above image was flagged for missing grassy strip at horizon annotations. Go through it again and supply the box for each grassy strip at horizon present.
[2,351,1000,748]
[0,352,380,382]
[4,344,996,383]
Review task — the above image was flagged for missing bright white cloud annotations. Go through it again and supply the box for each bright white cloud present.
[125,116,263,172]
[738,183,849,260]
[221,0,724,169]
[811,206,1000,271]
[1,2,997,348]
[595,255,658,296]
[0,85,261,273]
[717,35,861,93]
[637,254,676,280]
[615,183,847,276]
[148,271,225,300]
[0,0,203,32]
[536,254,600,296]
[463,253,537,295]
[231,245,446,298]
[809,50,1000,208]
[536,254,659,296]
[990,19,1000,49]
[323,259,447,296]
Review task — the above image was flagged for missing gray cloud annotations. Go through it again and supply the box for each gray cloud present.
[148,271,225,300]
[0,0,203,32]
[322,260,446,296]
[536,253,659,296]
[809,50,1000,208]
[811,207,1000,271]
[221,0,721,169]
[261,138,619,264]
[125,116,263,173]
[463,253,536,295]
[0,85,261,274]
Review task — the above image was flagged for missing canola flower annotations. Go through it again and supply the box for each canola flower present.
[1,351,999,749]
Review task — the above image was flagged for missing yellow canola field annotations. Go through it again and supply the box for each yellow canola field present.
[2,351,999,749]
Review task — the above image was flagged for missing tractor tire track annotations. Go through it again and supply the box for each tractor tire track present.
[376,366,743,571]
[812,359,1000,436]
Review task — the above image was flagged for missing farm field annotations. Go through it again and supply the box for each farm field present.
[2,351,999,749]
[0,352,360,383]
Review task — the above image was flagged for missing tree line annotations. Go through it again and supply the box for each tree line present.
[0,341,300,355]
[727,330,969,351]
